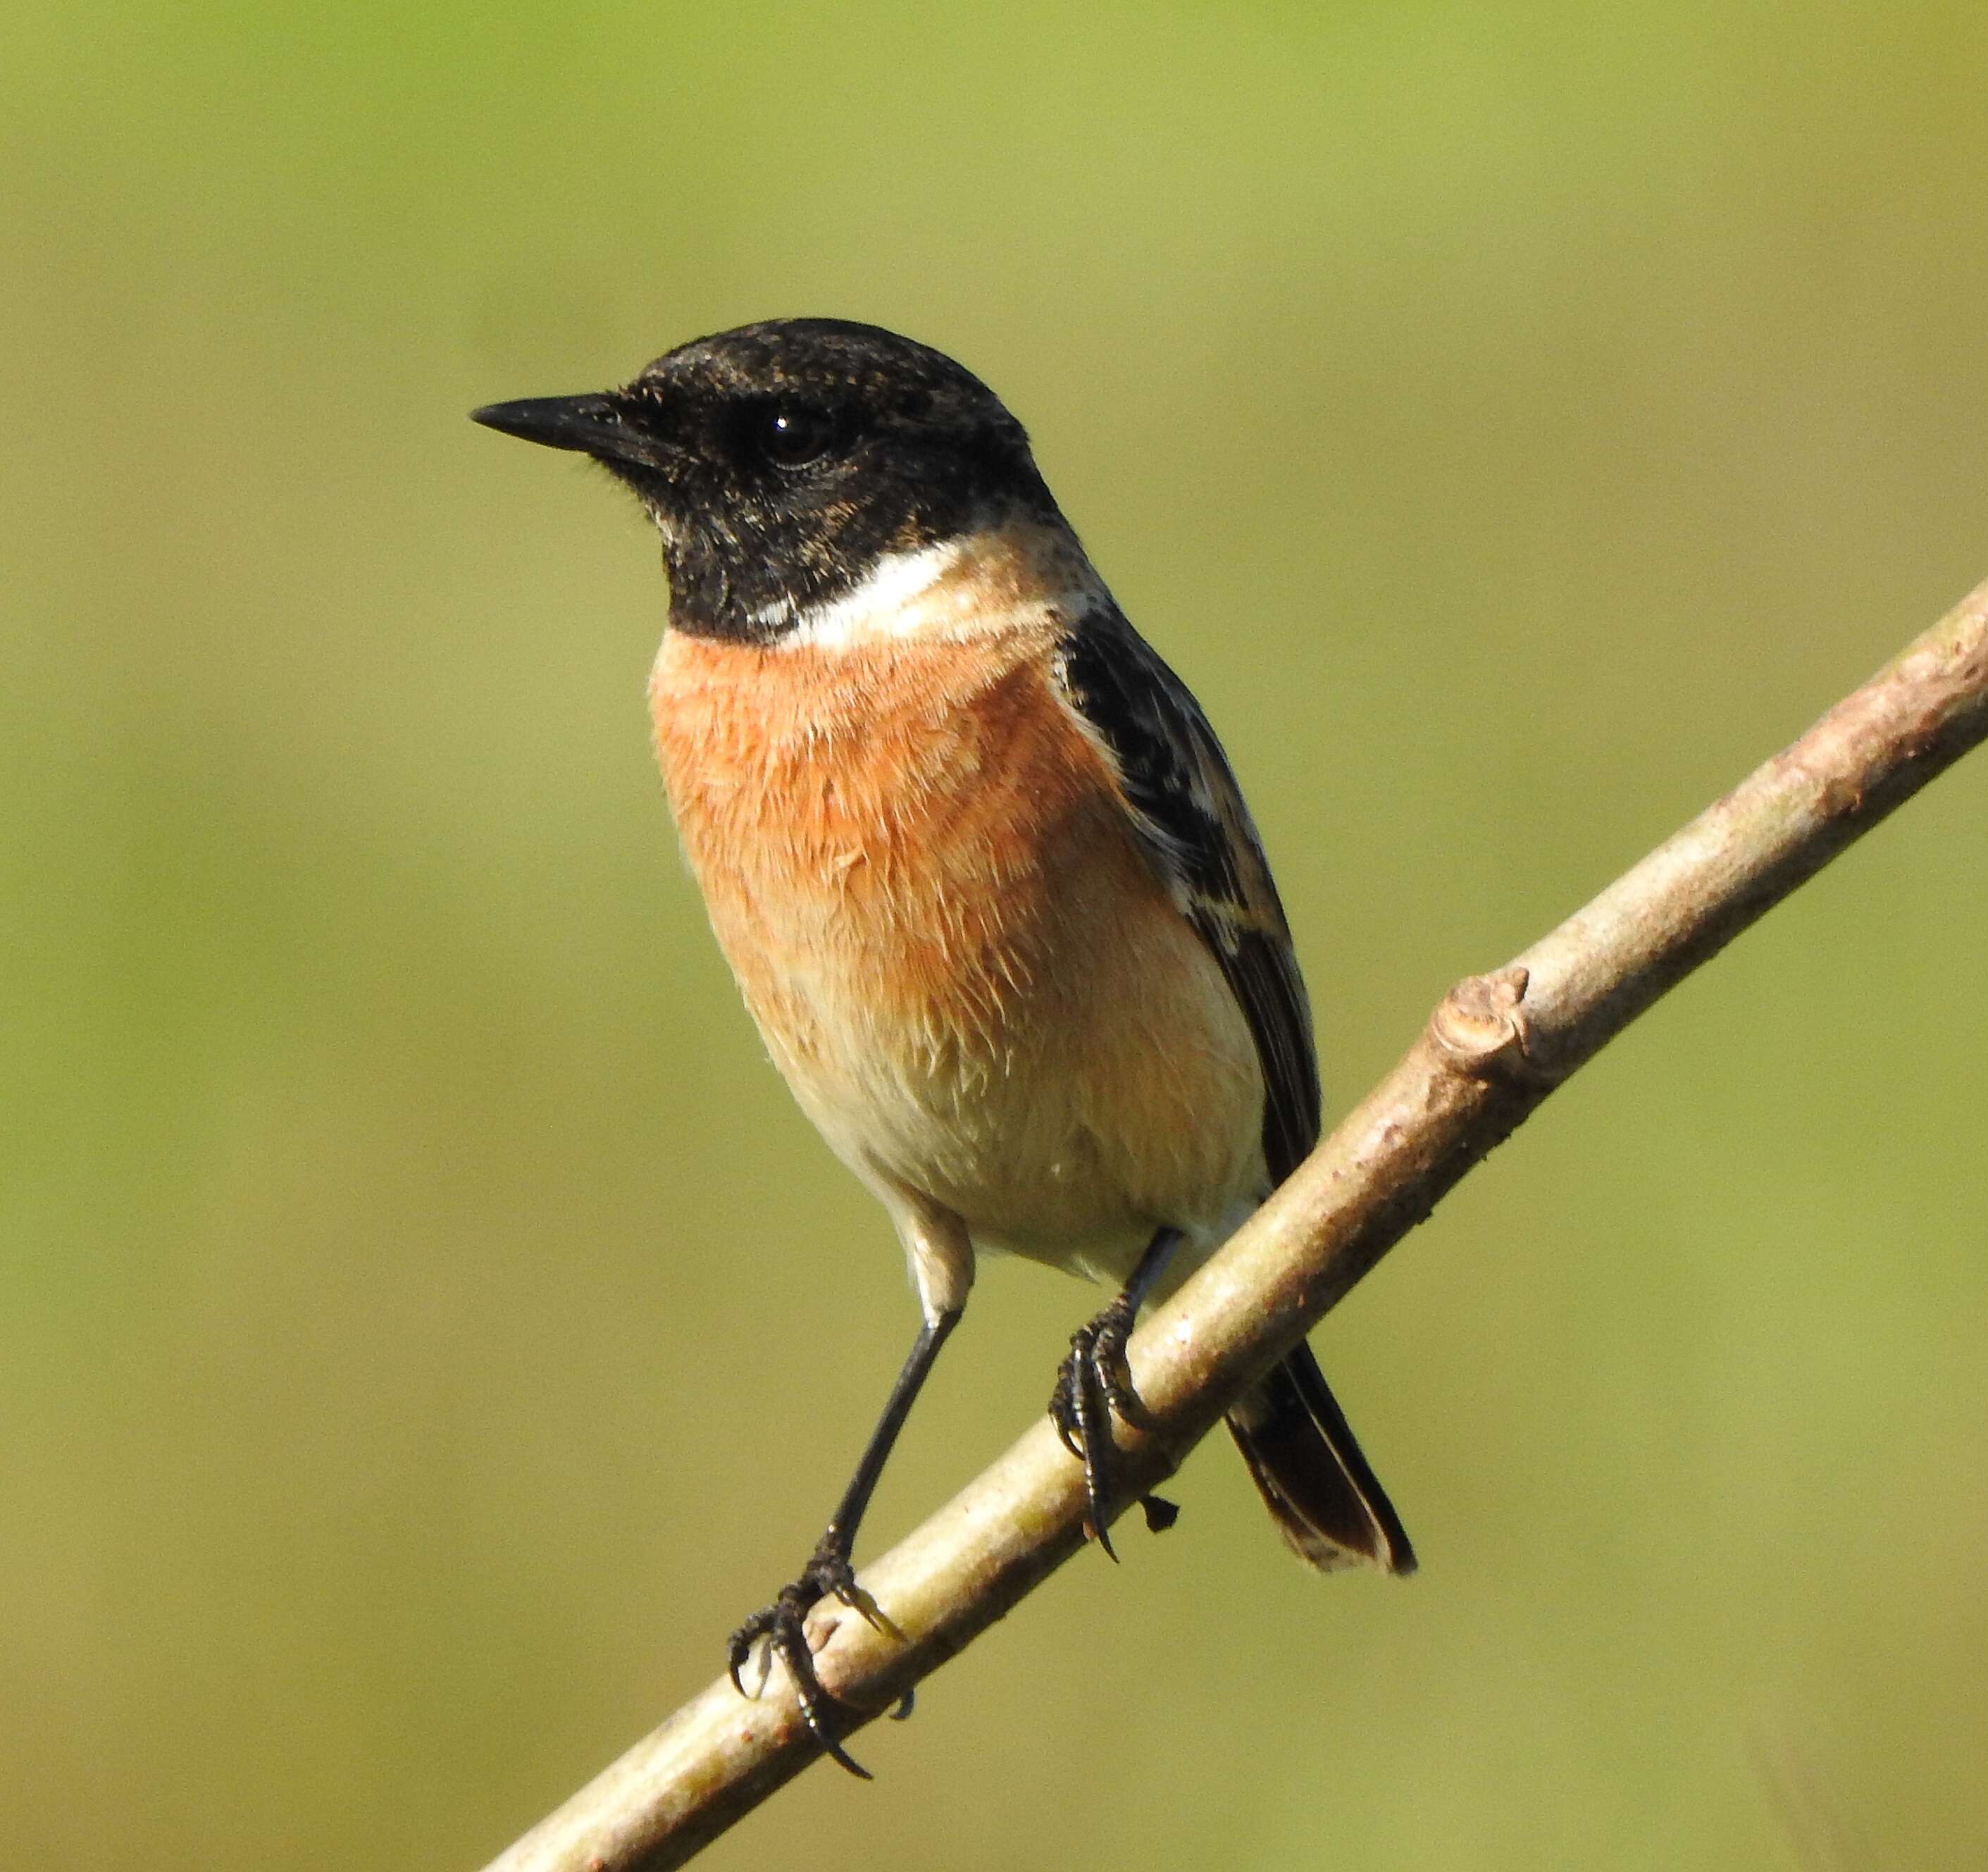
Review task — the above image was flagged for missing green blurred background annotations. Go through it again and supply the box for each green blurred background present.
[6,4,1985,1866]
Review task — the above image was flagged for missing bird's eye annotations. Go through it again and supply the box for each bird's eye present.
[756,403,838,470]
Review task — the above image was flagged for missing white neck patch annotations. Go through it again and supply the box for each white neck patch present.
[766,540,966,650]
[757,523,1107,652]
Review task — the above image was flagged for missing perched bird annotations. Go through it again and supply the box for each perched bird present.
[473,318,1412,1771]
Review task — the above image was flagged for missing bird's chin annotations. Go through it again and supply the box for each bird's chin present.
[590,458,676,528]
[638,495,688,548]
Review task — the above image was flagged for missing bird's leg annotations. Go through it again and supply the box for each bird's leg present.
[727,1308,958,1778]
[1047,1227,1183,1558]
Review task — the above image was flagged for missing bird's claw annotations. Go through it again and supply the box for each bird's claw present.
[726,1544,884,1778]
[1047,1297,1175,1556]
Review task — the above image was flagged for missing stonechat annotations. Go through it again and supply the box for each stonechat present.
[473,319,1412,1773]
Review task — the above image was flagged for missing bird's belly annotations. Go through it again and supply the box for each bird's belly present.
[769,893,1265,1283]
[795,926,1262,1277]
[650,626,1267,1281]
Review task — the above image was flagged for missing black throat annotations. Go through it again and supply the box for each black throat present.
[649,468,1060,645]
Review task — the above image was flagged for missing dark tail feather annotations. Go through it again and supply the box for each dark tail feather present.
[1226,1342,1416,1575]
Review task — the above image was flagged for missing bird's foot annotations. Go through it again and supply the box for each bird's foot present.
[726,1539,907,1778]
[1048,1296,1179,1558]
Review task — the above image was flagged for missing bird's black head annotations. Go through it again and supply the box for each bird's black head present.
[473,318,1060,641]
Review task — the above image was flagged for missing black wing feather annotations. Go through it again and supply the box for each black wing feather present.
[1057,606,1413,1575]
[1055,607,1321,1186]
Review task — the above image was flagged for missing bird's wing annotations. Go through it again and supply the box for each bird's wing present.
[1052,605,1321,1184]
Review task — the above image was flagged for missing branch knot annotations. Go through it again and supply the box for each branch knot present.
[1428,965,1537,1081]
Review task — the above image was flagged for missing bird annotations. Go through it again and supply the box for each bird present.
[472,318,1413,1773]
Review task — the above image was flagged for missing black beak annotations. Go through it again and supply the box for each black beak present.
[470,393,666,473]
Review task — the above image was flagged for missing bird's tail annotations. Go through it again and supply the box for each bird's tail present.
[1225,1341,1416,1574]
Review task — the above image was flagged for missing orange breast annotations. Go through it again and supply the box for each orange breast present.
[647,610,1264,1260]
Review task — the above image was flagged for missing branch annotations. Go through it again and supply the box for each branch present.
[480,576,1988,1872]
